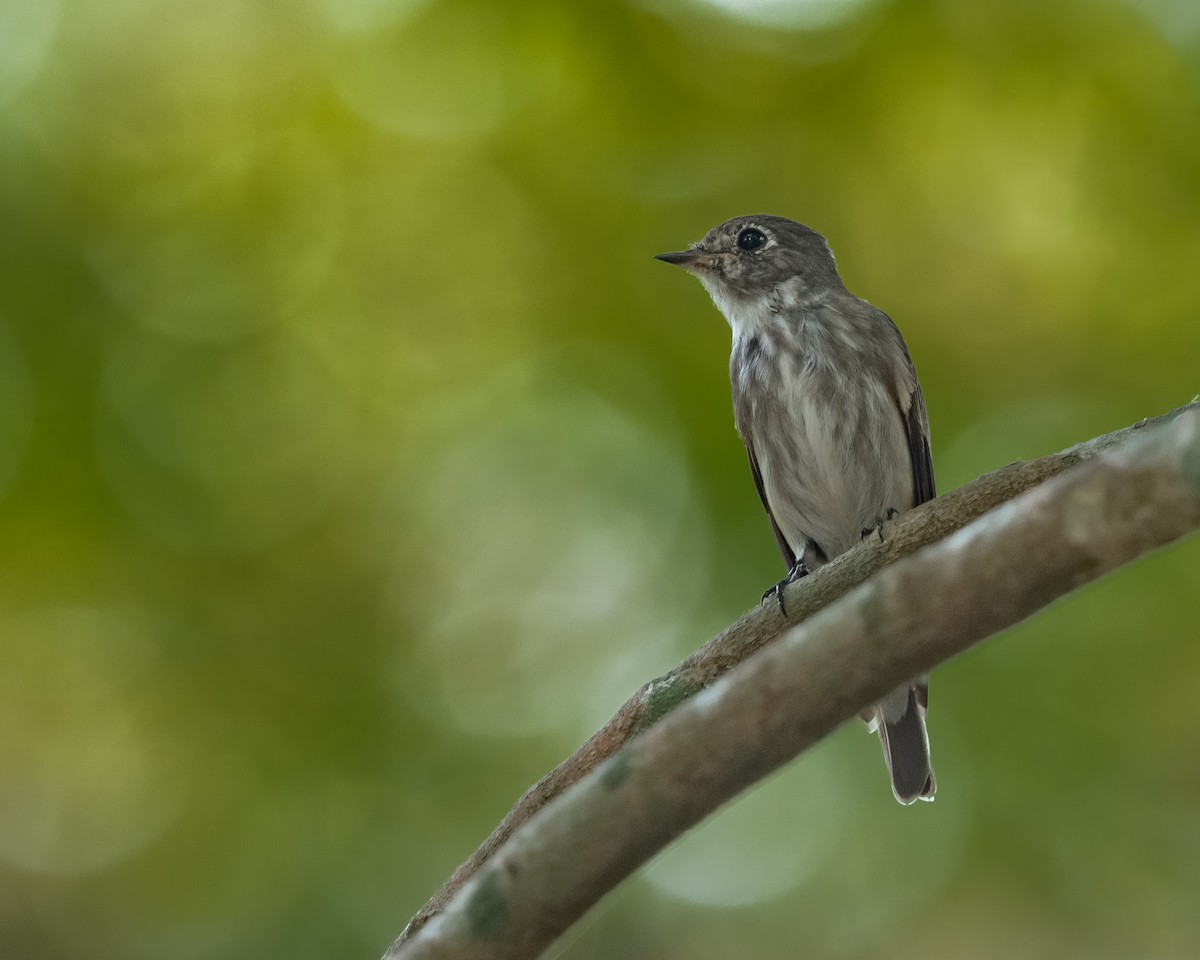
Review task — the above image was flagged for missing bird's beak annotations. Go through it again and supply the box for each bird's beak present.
[654,250,709,271]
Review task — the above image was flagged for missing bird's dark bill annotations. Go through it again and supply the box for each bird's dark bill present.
[654,250,703,268]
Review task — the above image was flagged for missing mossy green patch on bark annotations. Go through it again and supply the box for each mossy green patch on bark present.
[1182,427,1200,494]
[466,867,508,940]
[635,675,702,733]
[599,747,631,789]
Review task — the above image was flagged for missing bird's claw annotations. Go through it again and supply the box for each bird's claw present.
[761,581,785,609]
[861,508,901,543]
[761,559,810,617]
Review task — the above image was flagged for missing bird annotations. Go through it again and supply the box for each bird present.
[655,215,936,804]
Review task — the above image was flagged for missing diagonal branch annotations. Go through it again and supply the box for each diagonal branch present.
[389,402,1200,958]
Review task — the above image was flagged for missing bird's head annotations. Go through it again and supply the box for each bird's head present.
[655,215,843,313]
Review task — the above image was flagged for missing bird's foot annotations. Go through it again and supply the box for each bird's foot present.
[861,508,901,544]
[761,559,810,617]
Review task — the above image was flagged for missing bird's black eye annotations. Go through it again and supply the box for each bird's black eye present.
[736,227,767,252]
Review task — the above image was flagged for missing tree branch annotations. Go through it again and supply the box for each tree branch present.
[388,402,1200,959]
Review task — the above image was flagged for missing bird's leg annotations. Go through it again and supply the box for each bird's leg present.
[861,507,901,543]
[761,557,810,617]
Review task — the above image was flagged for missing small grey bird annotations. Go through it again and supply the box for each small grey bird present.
[656,215,936,804]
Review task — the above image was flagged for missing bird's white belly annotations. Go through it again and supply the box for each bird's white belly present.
[753,376,912,562]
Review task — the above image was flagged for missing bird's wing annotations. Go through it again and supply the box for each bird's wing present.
[879,314,935,507]
[744,438,796,568]
[889,335,935,712]
[903,380,936,506]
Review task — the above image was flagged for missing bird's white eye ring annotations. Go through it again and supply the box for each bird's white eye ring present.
[737,228,767,252]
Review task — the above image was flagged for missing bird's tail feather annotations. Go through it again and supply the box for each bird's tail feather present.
[876,686,936,805]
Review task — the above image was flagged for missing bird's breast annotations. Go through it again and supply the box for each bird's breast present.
[734,344,913,562]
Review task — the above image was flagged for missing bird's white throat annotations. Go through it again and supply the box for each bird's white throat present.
[700,276,814,339]
[699,279,775,339]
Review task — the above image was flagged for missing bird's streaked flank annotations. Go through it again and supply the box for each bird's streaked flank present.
[657,215,936,804]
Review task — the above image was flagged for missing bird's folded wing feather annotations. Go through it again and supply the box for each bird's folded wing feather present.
[891,342,935,710]
[743,438,795,567]
[903,382,936,505]
[886,330,936,506]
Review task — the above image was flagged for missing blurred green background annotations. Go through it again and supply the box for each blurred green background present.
[2,0,1199,957]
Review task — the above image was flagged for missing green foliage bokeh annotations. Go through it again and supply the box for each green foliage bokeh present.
[1,0,1199,957]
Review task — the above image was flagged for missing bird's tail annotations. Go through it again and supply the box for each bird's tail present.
[871,685,935,805]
